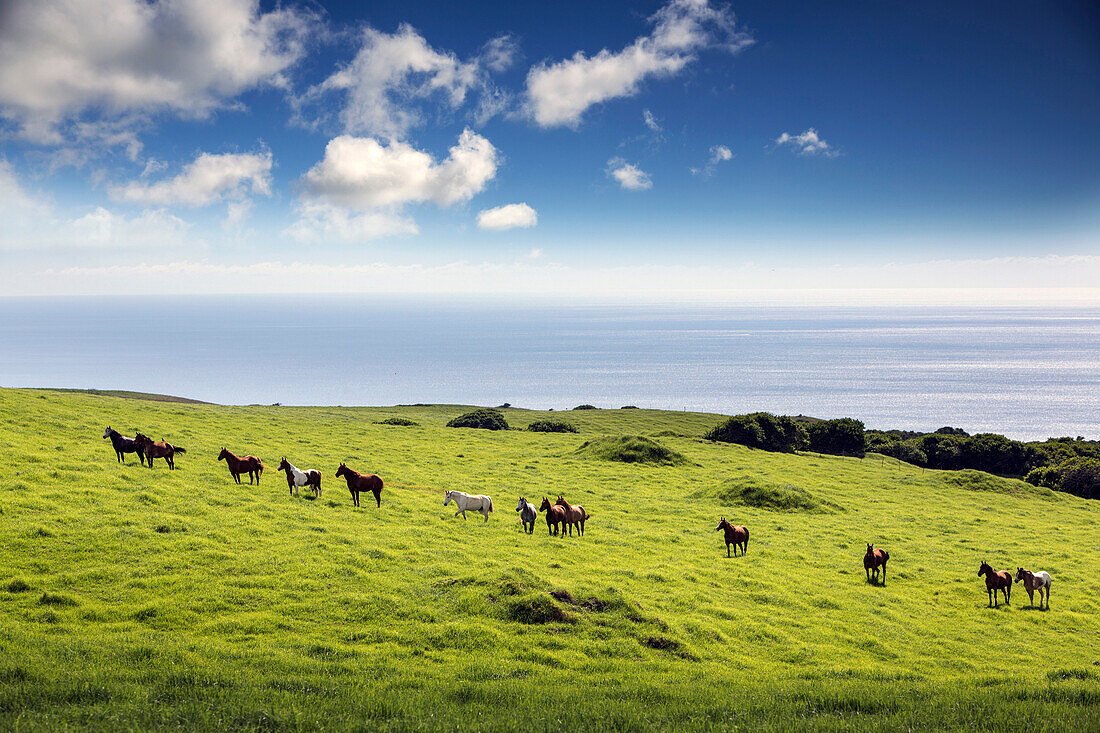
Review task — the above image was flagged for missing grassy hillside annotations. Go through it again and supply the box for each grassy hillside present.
[0,388,1097,731]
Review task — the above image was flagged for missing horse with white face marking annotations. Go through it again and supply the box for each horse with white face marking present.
[1015,568,1052,610]
[516,497,537,534]
[277,457,322,498]
[444,490,493,521]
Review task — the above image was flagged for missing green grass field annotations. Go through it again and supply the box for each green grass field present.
[0,387,1097,731]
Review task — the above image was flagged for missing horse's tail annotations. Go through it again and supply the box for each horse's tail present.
[584,511,591,520]
[172,445,186,454]
[488,496,494,512]
[882,550,889,562]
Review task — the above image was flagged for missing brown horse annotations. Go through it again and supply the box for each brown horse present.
[716,518,748,557]
[977,561,1012,607]
[864,543,889,585]
[555,495,590,536]
[134,433,186,469]
[336,463,383,507]
[539,497,566,536]
[218,448,263,484]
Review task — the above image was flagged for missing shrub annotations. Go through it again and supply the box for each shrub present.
[573,435,687,466]
[705,413,805,453]
[446,409,509,430]
[1057,457,1100,500]
[875,441,927,466]
[620,405,638,409]
[804,418,866,457]
[527,420,578,433]
[573,404,597,410]
[376,417,419,426]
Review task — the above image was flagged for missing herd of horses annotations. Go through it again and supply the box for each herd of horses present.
[103,426,1055,607]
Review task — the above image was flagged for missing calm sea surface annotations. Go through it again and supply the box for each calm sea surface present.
[1,296,1097,441]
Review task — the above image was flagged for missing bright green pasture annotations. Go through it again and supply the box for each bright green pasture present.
[0,388,1097,731]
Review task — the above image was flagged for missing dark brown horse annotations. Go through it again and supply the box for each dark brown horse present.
[103,426,145,465]
[336,463,383,507]
[134,433,185,469]
[539,497,566,536]
[555,495,590,536]
[864,543,889,585]
[978,561,1012,607]
[716,518,748,557]
[218,447,264,484]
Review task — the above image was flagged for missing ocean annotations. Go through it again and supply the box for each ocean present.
[1,295,1097,441]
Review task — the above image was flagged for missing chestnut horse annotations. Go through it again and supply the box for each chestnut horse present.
[134,433,185,469]
[864,543,889,585]
[978,561,1012,607]
[218,448,264,484]
[103,426,145,465]
[716,518,748,557]
[336,463,383,507]
[555,495,590,536]
[1014,567,1051,610]
[539,497,566,536]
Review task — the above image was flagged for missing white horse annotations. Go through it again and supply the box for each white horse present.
[277,457,322,498]
[516,497,537,534]
[444,490,493,521]
[1015,568,1052,610]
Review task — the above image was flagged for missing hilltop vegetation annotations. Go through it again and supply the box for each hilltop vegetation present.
[0,388,1097,731]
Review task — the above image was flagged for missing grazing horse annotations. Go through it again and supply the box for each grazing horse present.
[218,448,264,484]
[864,543,889,585]
[277,457,321,498]
[540,497,566,536]
[716,518,748,557]
[335,463,383,507]
[1015,568,1052,610]
[134,433,185,470]
[977,561,1012,607]
[103,426,145,465]
[555,495,590,536]
[516,497,537,534]
[444,490,493,521]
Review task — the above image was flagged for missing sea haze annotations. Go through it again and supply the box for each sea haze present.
[1,295,1097,442]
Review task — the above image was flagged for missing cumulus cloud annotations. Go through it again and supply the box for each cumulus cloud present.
[290,129,499,243]
[607,158,653,190]
[303,24,514,139]
[477,203,538,231]
[691,143,733,176]
[110,151,273,207]
[526,0,753,128]
[775,128,838,157]
[0,0,316,144]
[301,129,498,209]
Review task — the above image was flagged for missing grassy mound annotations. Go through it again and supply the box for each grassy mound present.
[527,419,579,433]
[696,477,837,513]
[446,408,509,430]
[573,435,687,465]
[943,469,1056,498]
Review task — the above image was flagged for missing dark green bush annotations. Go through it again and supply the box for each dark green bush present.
[527,420,578,433]
[446,409,509,430]
[804,418,866,457]
[573,404,597,410]
[376,417,419,426]
[705,413,805,453]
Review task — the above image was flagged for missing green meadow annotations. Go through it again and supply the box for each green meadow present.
[0,387,1097,731]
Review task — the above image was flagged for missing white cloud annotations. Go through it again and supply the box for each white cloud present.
[528,248,544,259]
[526,0,753,128]
[110,151,272,207]
[304,24,513,139]
[285,202,418,244]
[477,203,538,231]
[607,158,653,190]
[301,129,498,209]
[775,128,838,157]
[691,143,733,176]
[0,0,315,144]
[643,109,663,133]
[67,207,190,248]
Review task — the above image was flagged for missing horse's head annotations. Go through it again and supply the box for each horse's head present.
[978,561,992,577]
[555,495,568,507]
[539,497,552,511]
[103,427,111,439]
[515,497,526,512]
[134,433,148,445]
[336,463,348,478]
[443,490,453,506]
[716,517,730,532]
[1014,567,1028,583]
[277,457,290,472]
[217,447,228,461]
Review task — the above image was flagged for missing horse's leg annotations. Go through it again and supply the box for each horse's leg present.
[727,543,731,558]
[881,562,886,586]
[374,490,381,508]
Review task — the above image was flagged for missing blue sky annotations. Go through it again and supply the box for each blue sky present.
[1,0,1097,300]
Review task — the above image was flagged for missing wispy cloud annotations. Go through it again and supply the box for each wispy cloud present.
[775,128,838,157]
[691,144,733,176]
